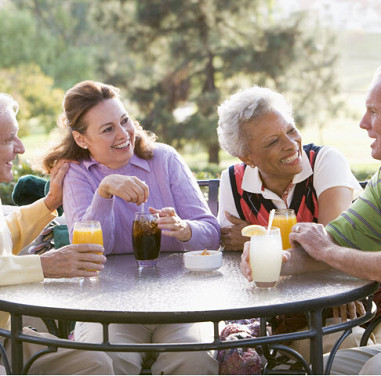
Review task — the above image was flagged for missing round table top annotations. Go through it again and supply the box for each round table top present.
[0,252,378,323]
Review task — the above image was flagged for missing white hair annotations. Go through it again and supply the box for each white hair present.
[0,93,19,119]
[217,86,294,157]
[371,66,381,86]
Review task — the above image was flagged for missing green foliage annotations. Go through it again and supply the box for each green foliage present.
[0,65,64,135]
[0,7,52,68]
[352,168,376,182]
[0,159,44,205]
[1,1,99,89]
[191,164,222,180]
[91,0,341,164]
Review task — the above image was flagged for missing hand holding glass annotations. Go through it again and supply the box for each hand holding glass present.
[249,227,283,288]
[72,220,104,274]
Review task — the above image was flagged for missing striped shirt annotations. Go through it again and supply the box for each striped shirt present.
[327,168,381,251]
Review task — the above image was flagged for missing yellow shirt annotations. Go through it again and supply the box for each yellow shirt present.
[0,198,56,329]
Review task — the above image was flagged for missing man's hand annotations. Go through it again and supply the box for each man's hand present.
[289,223,334,262]
[40,244,106,278]
[221,212,249,251]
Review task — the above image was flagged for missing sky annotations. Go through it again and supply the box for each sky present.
[277,0,381,33]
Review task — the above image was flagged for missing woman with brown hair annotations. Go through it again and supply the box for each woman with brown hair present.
[42,80,220,374]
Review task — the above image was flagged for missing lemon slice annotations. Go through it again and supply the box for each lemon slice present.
[241,224,267,237]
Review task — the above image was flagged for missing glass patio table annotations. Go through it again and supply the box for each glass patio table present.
[0,251,378,374]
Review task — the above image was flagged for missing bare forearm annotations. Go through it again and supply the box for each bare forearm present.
[281,246,330,275]
[321,245,381,281]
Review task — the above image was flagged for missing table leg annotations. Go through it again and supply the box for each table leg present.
[310,310,324,375]
[10,314,23,375]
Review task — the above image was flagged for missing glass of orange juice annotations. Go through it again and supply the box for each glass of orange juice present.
[271,209,297,250]
[72,220,103,276]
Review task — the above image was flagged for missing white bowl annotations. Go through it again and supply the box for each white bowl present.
[183,250,223,272]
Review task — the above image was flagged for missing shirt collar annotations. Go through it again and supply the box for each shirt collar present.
[241,148,313,194]
[82,153,151,172]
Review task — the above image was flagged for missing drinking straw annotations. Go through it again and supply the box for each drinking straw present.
[267,209,275,236]
[140,202,145,213]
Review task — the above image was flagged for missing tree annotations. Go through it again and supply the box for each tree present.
[91,0,340,164]
[1,0,99,89]
[0,64,64,136]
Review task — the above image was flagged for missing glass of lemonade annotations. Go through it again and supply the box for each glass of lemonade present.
[132,212,161,268]
[249,227,283,288]
[271,209,297,250]
[72,220,104,276]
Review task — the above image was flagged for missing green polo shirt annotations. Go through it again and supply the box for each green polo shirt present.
[327,168,381,252]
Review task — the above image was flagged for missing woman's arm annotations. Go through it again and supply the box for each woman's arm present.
[317,186,354,226]
[165,148,220,250]
[63,163,116,254]
[217,169,249,251]
[314,146,361,225]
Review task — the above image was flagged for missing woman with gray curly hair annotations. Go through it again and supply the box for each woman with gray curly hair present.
[215,86,371,365]
[216,86,361,252]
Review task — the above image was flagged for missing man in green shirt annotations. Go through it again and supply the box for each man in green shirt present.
[287,66,381,374]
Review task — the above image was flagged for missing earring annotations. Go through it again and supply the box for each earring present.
[83,146,88,149]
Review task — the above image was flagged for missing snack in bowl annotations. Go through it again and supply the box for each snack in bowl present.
[183,250,223,272]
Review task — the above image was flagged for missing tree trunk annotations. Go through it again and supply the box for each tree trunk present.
[208,142,220,164]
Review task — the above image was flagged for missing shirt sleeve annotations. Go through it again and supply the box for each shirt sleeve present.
[0,255,44,286]
[0,198,53,286]
[63,163,115,255]
[6,198,57,254]
[165,148,221,251]
[313,146,362,198]
[217,168,240,228]
[326,169,381,252]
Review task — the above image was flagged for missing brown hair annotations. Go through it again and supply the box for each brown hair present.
[42,80,156,173]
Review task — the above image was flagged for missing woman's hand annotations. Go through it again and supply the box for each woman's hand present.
[221,212,249,251]
[240,241,253,281]
[40,244,106,278]
[44,160,70,212]
[149,207,192,242]
[240,241,291,282]
[98,175,149,205]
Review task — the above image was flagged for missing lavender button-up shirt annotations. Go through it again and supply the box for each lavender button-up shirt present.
[63,143,220,255]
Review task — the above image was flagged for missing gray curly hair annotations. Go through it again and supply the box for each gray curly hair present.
[217,86,294,157]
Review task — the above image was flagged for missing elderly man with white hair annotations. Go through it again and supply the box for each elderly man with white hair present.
[0,93,113,374]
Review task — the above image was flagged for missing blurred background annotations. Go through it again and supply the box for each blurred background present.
[0,0,380,202]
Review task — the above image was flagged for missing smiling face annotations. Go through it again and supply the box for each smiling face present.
[0,111,25,183]
[359,78,381,160]
[239,111,303,182]
[73,98,135,169]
